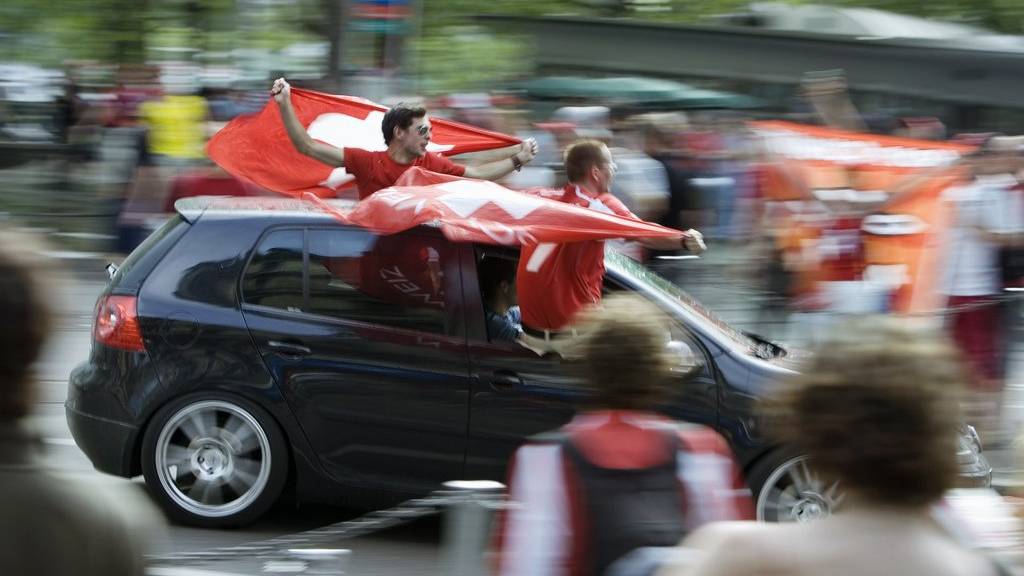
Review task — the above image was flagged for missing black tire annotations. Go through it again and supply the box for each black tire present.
[746,448,841,523]
[141,392,289,527]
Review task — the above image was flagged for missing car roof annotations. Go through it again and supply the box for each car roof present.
[173,195,448,239]
[174,195,358,223]
[172,194,444,235]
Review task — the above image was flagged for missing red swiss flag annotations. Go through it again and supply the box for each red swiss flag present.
[207,88,521,198]
[304,167,685,247]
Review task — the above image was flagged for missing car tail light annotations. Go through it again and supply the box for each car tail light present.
[94,295,145,352]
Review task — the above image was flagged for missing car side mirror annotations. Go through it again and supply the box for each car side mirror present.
[667,340,703,378]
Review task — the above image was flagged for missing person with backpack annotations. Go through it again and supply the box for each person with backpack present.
[493,294,752,576]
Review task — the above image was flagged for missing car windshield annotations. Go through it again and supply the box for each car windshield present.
[605,250,761,352]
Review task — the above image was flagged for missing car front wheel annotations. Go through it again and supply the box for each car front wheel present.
[748,450,843,523]
[141,394,288,527]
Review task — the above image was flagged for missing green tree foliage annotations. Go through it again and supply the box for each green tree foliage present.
[410,26,533,93]
[820,0,1024,33]
[1,0,1021,83]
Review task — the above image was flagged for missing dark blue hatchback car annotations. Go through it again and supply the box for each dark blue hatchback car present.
[66,196,991,527]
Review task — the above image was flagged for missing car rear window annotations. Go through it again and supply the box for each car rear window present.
[110,215,189,294]
[241,228,305,313]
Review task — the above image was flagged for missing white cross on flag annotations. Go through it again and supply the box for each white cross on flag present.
[207,88,521,198]
[305,167,684,246]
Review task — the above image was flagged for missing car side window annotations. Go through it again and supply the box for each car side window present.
[306,229,450,334]
[241,228,305,312]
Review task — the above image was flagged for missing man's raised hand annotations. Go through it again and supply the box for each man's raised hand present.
[517,137,539,165]
[683,229,706,254]
[271,78,291,105]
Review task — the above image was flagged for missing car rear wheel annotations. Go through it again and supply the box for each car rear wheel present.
[748,450,844,523]
[142,394,288,527]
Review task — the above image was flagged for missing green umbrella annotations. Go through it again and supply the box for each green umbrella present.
[519,76,762,109]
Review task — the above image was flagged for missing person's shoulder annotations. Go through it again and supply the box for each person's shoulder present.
[508,433,567,473]
[684,520,762,548]
[675,423,731,455]
[345,147,375,159]
[675,521,790,576]
[344,147,377,168]
[48,472,162,528]
[599,192,629,208]
[0,469,163,547]
[526,427,572,446]
[596,192,634,217]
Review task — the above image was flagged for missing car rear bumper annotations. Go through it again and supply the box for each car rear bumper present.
[65,403,138,476]
[66,362,141,477]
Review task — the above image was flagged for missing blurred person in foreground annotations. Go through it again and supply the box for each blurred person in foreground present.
[494,294,752,576]
[657,317,1004,576]
[271,78,538,198]
[0,232,161,575]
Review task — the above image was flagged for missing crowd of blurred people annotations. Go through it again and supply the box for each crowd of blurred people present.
[0,62,270,251]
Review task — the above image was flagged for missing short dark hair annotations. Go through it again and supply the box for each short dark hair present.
[382,103,427,145]
[576,294,673,410]
[478,256,516,306]
[564,139,608,183]
[0,231,53,420]
[771,317,964,507]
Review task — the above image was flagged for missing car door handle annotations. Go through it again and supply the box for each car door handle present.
[267,340,312,357]
[488,370,524,392]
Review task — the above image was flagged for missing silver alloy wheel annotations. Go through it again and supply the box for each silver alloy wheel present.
[756,455,843,523]
[153,400,273,518]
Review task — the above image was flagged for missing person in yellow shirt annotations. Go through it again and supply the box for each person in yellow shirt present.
[138,88,209,162]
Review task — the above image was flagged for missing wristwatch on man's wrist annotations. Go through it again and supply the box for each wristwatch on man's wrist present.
[511,155,523,172]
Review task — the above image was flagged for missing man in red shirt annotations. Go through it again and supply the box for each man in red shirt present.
[517,140,705,350]
[271,78,538,198]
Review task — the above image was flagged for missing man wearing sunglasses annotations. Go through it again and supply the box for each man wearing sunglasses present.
[272,78,538,199]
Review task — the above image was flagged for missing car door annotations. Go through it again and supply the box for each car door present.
[462,245,720,481]
[239,226,470,494]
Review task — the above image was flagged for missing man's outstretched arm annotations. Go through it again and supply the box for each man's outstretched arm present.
[602,195,707,254]
[271,78,346,167]
[463,138,538,181]
[636,230,707,254]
